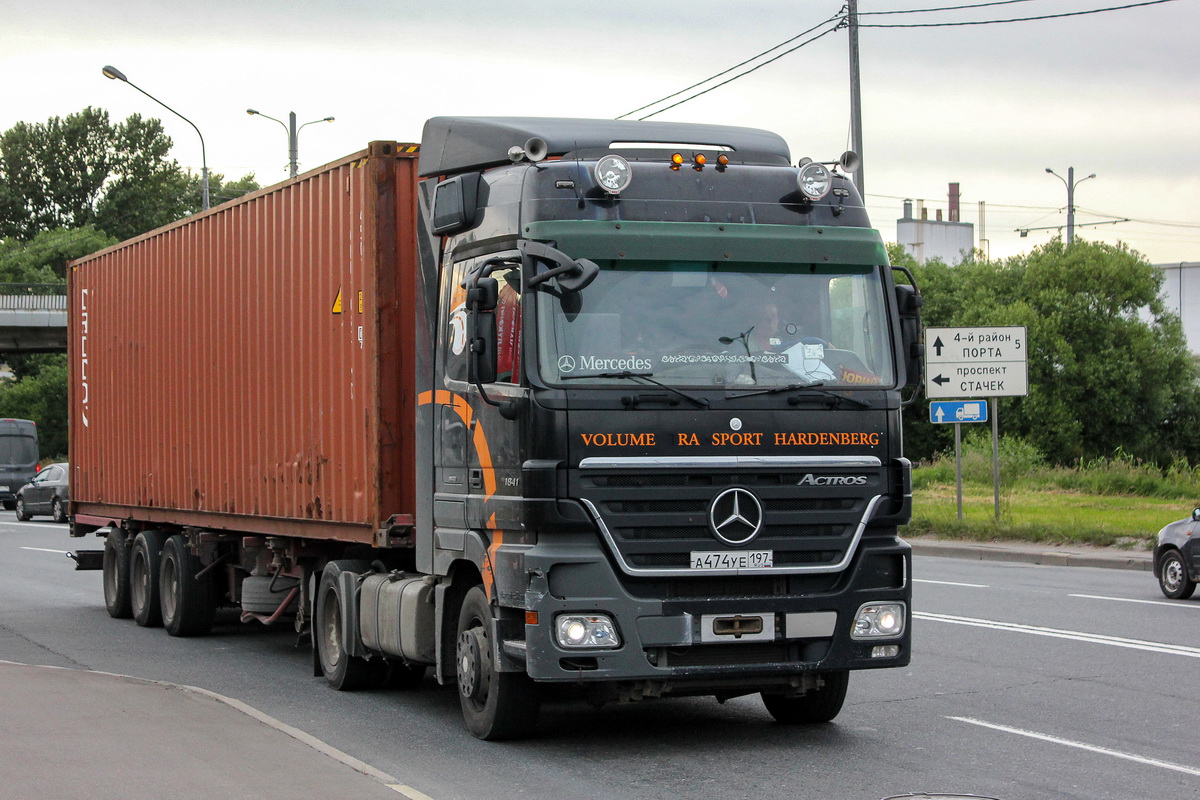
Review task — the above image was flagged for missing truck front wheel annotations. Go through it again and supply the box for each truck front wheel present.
[160,534,217,637]
[316,560,385,690]
[455,586,540,740]
[103,530,132,619]
[761,670,849,724]
[130,530,168,627]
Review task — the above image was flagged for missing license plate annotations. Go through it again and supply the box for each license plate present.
[690,550,773,569]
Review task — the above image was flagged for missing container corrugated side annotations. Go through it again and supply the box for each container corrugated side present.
[68,143,420,543]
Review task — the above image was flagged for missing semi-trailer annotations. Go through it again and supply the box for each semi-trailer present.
[70,116,922,739]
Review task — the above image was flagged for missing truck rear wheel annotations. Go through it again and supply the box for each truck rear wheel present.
[130,530,168,627]
[456,586,540,740]
[316,560,386,690]
[160,534,217,637]
[102,530,133,619]
[761,670,849,724]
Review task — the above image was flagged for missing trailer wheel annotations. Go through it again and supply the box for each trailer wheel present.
[102,530,133,619]
[761,670,849,724]
[316,560,386,690]
[160,534,217,637]
[456,586,540,740]
[130,530,168,627]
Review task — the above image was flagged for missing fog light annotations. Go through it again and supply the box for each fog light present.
[851,602,906,639]
[872,645,901,658]
[555,614,620,649]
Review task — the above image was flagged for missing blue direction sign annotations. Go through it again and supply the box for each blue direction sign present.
[930,400,988,424]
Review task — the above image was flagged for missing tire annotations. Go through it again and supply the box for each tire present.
[160,535,217,637]
[102,530,133,619]
[1158,549,1197,600]
[51,497,66,524]
[456,585,540,740]
[315,560,386,690]
[14,497,31,521]
[240,575,300,615]
[130,530,168,627]
[761,670,850,724]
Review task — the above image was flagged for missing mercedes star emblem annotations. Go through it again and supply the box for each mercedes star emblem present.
[708,487,764,545]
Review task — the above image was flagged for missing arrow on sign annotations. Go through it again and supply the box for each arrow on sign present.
[932,336,944,356]
[932,374,950,386]
[935,406,945,423]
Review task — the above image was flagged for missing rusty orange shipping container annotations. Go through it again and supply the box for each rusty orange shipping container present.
[69,142,421,545]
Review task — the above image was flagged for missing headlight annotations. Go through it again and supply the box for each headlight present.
[797,161,833,201]
[555,614,621,649]
[851,602,906,639]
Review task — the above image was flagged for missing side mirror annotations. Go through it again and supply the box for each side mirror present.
[893,282,924,390]
[467,275,499,385]
[431,173,481,235]
[522,241,600,293]
[1191,507,1199,522]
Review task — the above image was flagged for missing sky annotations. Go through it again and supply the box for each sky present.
[3,0,1197,264]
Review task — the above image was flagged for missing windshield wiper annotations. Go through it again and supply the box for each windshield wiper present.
[561,371,710,408]
[728,381,871,408]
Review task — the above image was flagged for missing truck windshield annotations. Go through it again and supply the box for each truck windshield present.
[535,260,895,389]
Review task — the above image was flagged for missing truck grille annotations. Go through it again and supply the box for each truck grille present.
[574,461,883,577]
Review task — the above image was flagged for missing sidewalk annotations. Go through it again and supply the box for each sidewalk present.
[907,535,1154,572]
[0,661,429,800]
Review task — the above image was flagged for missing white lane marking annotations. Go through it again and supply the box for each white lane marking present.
[950,716,1200,777]
[914,579,989,588]
[915,611,1200,658]
[388,785,439,799]
[1070,593,1200,610]
[19,547,71,554]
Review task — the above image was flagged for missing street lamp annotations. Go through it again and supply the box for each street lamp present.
[246,110,335,179]
[102,65,210,210]
[1045,166,1096,246]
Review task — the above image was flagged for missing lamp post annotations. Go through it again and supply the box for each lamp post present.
[246,110,335,179]
[1045,166,1096,245]
[102,65,210,210]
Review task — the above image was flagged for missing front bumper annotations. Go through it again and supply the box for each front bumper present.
[502,531,910,689]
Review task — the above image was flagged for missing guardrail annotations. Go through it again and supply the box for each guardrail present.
[0,284,67,311]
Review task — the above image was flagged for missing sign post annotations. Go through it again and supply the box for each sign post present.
[925,327,1029,522]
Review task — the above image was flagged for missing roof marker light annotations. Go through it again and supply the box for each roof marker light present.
[671,153,685,171]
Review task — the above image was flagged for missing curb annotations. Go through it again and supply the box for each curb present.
[908,537,1153,572]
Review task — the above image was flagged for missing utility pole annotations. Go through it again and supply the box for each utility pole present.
[847,0,865,196]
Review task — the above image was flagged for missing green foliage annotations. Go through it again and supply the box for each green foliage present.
[904,239,1200,466]
[0,355,67,458]
[0,108,260,244]
[0,226,116,282]
[916,434,1200,500]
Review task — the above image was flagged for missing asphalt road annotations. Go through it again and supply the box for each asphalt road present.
[1,516,1197,800]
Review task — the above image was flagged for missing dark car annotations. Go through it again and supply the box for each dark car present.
[0,418,39,511]
[1154,508,1199,599]
[15,462,69,523]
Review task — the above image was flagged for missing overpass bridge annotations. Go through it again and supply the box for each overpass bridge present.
[0,284,67,353]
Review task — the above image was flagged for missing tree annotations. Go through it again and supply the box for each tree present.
[0,108,259,243]
[904,239,1200,466]
[0,226,117,283]
[0,356,68,458]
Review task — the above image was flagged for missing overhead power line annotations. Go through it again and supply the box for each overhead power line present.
[616,14,845,121]
[859,0,1177,27]
[860,0,1041,14]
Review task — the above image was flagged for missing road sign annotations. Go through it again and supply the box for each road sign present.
[930,400,988,424]
[924,326,1028,399]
